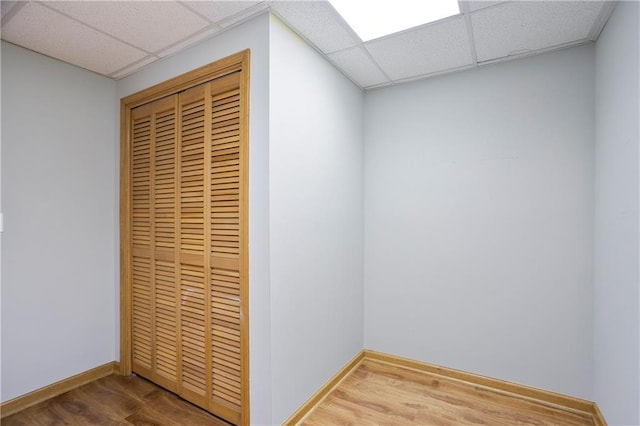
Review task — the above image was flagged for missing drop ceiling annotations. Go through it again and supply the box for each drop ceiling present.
[0,1,616,89]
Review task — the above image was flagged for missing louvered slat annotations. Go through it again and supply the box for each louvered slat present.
[132,114,150,248]
[181,263,207,396]
[154,107,176,251]
[181,97,205,256]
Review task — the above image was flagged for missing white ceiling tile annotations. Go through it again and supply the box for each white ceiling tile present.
[44,1,211,53]
[465,1,504,13]
[1,2,148,75]
[328,47,389,88]
[181,1,261,25]
[365,17,473,81]
[269,0,360,54]
[218,2,270,28]
[471,1,605,62]
[1,1,21,20]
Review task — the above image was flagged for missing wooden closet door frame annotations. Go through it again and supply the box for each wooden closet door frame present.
[119,50,250,424]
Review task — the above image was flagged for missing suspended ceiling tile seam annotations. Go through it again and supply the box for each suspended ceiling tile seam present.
[460,7,479,66]
[2,2,149,75]
[177,1,217,24]
[360,12,466,46]
[120,8,271,79]
[588,1,618,40]
[465,0,507,13]
[36,1,155,56]
[216,2,271,28]
[365,17,474,81]
[0,1,25,26]
[268,1,360,54]
[470,1,605,62]
[0,39,115,80]
[181,0,265,26]
[361,38,594,91]
[320,0,364,53]
[361,47,393,85]
[325,59,370,91]
[475,38,594,66]
[43,0,215,54]
[327,46,391,88]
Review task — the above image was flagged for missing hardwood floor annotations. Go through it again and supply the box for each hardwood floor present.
[299,359,597,426]
[1,374,231,426]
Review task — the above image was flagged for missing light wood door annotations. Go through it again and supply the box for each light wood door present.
[125,54,248,426]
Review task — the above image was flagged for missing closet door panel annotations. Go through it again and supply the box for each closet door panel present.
[152,97,179,390]
[178,85,211,408]
[131,105,153,377]
[209,73,243,421]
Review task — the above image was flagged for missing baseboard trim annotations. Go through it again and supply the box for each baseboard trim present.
[285,349,607,425]
[283,351,365,425]
[0,361,120,418]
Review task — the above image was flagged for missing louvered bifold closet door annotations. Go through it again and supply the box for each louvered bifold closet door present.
[131,96,180,392]
[130,73,245,426]
[124,50,248,426]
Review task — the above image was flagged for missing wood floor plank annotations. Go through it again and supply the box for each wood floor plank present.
[100,374,160,401]
[46,388,124,426]
[1,400,68,426]
[1,375,230,426]
[300,360,595,426]
[124,406,182,426]
[143,388,230,425]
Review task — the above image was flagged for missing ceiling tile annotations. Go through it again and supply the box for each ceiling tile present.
[471,1,605,62]
[181,1,261,26]
[465,1,504,13]
[1,1,20,19]
[1,2,148,75]
[44,1,211,54]
[365,17,473,82]
[328,47,389,88]
[269,0,360,54]
[218,2,270,28]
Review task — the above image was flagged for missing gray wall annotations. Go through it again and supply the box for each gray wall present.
[1,41,117,402]
[268,15,364,424]
[593,2,640,424]
[116,15,273,424]
[363,45,595,399]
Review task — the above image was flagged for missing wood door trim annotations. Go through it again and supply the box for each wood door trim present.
[120,49,250,426]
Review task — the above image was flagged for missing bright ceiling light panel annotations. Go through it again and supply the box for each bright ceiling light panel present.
[329,0,460,41]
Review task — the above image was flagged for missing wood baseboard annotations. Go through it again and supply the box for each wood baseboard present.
[283,351,365,425]
[0,361,120,418]
[285,349,607,426]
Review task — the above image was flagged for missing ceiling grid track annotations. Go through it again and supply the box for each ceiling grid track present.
[0,0,617,89]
